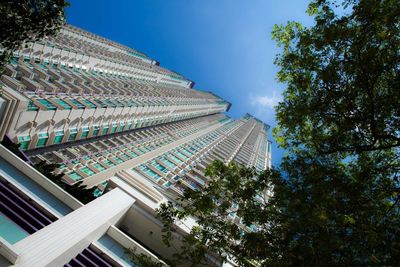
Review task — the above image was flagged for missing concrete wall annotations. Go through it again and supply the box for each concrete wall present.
[0,145,83,210]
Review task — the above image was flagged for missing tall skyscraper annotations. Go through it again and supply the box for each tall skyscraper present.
[0,25,272,266]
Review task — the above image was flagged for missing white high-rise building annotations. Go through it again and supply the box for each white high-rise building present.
[0,25,272,266]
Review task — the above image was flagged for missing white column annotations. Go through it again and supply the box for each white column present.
[13,188,135,267]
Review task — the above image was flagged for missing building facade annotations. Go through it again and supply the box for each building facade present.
[0,25,272,266]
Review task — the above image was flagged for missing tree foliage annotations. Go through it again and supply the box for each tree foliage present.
[272,0,400,154]
[0,0,68,70]
[270,1,400,263]
[34,161,97,204]
[158,0,400,266]
[158,161,279,267]
[159,154,400,266]
[275,150,400,266]
[125,248,169,267]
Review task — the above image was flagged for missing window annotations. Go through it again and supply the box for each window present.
[54,99,71,110]
[68,128,78,141]
[27,101,39,111]
[110,123,117,134]
[81,99,96,108]
[103,159,115,167]
[153,162,168,173]
[126,121,132,130]
[93,163,105,172]
[113,156,124,164]
[101,125,109,135]
[37,99,56,110]
[129,151,138,158]
[81,167,95,176]
[80,127,89,139]
[18,135,31,150]
[70,99,85,109]
[53,130,64,144]
[92,125,100,136]
[69,172,82,181]
[36,132,49,147]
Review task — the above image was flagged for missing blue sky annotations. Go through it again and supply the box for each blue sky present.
[66,0,314,167]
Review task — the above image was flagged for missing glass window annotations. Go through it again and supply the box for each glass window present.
[94,99,107,108]
[81,99,96,108]
[27,101,39,111]
[153,162,168,173]
[81,127,89,139]
[103,159,115,167]
[81,167,95,176]
[161,158,177,169]
[92,125,100,136]
[110,124,117,134]
[18,135,31,150]
[37,99,56,110]
[54,99,72,110]
[36,132,48,147]
[70,99,85,109]
[129,151,138,158]
[101,126,109,135]
[126,121,132,129]
[69,172,82,181]
[53,130,64,144]
[93,163,106,171]
[68,128,78,141]
[113,157,124,164]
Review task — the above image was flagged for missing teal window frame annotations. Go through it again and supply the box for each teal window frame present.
[82,99,97,108]
[113,157,124,164]
[54,99,72,110]
[27,101,39,111]
[126,121,132,129]
[92,125,100,136]
[110,123,117,134]
[80,167,95,176]
[81,127,89,139]
[103,159,115,167]
[18,135,31,150]
[69,172,82,181]
[94,99,107,108]
[70,99,85,109]
[93,163,106,171]
[68,128,78,141]
[36,132,49,148]
[53,130,64,144]
[37,99,57,110]
[101,126,109,135]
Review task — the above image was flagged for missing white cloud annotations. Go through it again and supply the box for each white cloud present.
[250,92,282,110]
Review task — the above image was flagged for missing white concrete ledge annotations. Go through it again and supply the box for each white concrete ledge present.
[0,145,83,211]
[0,237,19,265]
[107,225,162,261]
[13,188,135,267]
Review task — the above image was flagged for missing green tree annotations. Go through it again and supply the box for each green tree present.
[270,0,400,263]
[157,161,280,267]
[272,0,400,154]
[274,150,400,266]
[159,156,400,266]
[158,0,400,266]
[125,247,171,267]
[0,0,69,71]
[34,160,97,204]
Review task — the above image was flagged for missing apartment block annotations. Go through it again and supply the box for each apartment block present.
[0,24,230,151]
[0,24,271,266]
